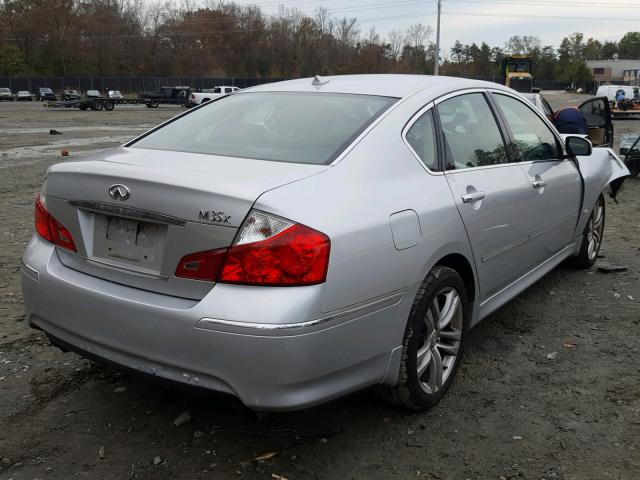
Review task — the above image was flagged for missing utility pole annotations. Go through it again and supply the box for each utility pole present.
[434,0,441,76]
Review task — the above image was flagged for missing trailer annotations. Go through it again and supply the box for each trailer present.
[45,97,116,111]
[44,96,189,111]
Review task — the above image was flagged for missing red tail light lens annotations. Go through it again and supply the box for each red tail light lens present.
[35,196,54,243]
[219,223,330,286]
[35,196,77,252]
[175,248,227,281]
[174,211,331,286]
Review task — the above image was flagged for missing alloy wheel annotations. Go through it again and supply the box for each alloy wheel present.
[417,287,463,395]
[586,198,604,262]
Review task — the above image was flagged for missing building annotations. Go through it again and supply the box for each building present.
[586,59,640,84]
[622,68,640,86]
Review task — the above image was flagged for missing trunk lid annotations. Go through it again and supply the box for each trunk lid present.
[44,147,326,299]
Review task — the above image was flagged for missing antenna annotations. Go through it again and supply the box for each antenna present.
[312,75,330,86]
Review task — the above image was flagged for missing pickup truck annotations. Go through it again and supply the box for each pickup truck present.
[189,86,241,106]
[137,86,191,108]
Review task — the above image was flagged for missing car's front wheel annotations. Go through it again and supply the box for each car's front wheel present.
[377,266,468,410]
[571,195,605,269]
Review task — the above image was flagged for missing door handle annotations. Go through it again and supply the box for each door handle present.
[531,179,547,189]
[461,191,486,203]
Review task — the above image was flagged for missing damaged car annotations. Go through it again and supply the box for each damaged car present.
[21,75,628,411]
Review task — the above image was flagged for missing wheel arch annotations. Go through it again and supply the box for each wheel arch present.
[573,147,628,235]
[434,253,476,304]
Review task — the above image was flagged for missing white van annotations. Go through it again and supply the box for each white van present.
[595,85,636,102]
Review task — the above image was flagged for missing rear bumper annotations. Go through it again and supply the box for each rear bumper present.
[21,236,408,411]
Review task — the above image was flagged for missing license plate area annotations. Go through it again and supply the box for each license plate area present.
[92,215,167,274]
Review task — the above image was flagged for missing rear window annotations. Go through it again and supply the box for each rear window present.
[131,92,397,165]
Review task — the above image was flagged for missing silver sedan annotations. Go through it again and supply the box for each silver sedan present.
[21,75,628,411]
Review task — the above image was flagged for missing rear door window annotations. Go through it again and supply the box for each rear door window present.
[131,92,397,165]
[436,93,509,169]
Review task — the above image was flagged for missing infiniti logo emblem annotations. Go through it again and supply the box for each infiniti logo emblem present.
[108,184,131,201]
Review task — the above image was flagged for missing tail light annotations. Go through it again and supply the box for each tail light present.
[175,211,330,286]
[190,94,195,100]
[175,248,226,281]
[35,196,77,252]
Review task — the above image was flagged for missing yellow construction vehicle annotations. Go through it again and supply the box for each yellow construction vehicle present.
[501,55,534,93]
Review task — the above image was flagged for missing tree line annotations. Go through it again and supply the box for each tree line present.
[2,0,640,83]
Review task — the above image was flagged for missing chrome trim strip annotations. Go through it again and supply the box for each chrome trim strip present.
[432,87,488,106]
[200,316,331,331]
[443,162,520,174]
[198,292,403,332]
[69,200,186,226]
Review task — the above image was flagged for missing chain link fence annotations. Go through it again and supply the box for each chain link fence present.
[0,76,288,94]
[0,75,570,95]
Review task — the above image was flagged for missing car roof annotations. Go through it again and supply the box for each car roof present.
[247,74,512,99]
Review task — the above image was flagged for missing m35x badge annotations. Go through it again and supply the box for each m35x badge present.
[199,210,231,224]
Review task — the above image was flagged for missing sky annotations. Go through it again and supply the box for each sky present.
[226,0,640,54]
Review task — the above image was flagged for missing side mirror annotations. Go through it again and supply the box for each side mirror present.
[565,136,592,157]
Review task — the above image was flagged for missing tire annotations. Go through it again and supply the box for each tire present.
[570,195,605,269]
[79,105,88,111]
[103,100,114,111]
[376,266,469,410]
[202,98,211,103]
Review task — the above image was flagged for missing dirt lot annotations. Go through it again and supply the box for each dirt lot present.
[0,93,638,480]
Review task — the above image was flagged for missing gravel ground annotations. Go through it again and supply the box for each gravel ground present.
[0,93,639,480]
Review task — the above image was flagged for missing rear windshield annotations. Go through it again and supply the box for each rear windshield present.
[131,92,397,165]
